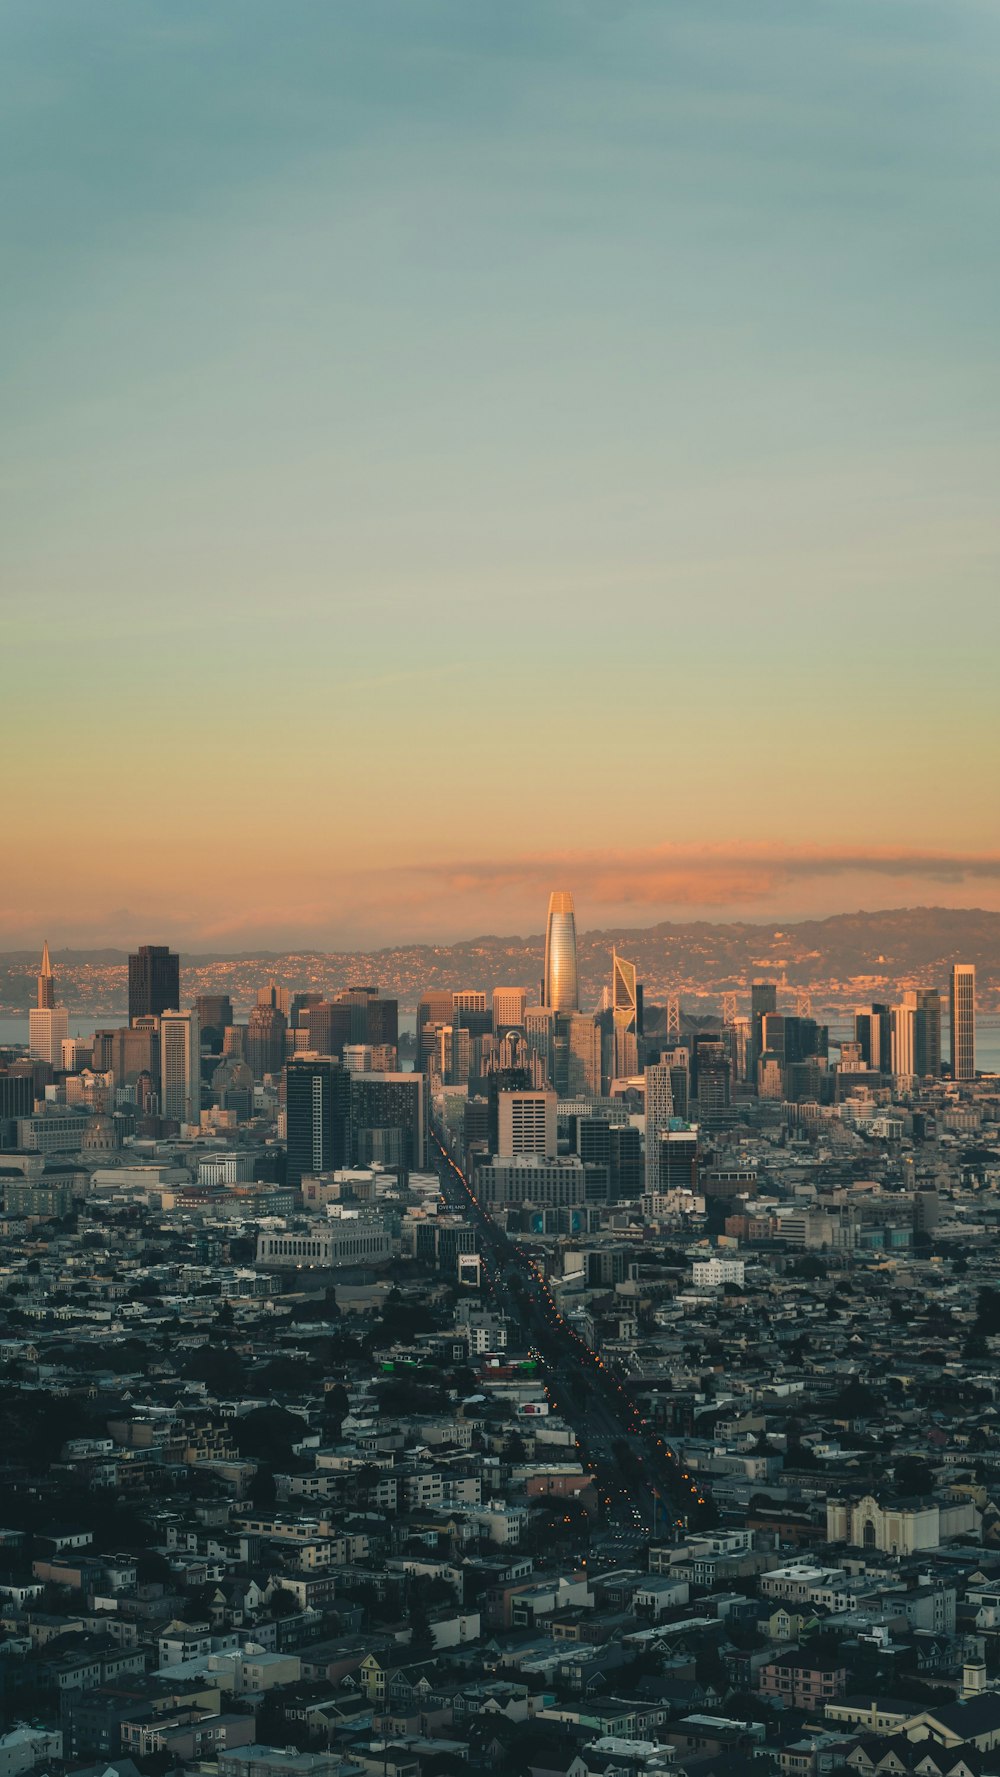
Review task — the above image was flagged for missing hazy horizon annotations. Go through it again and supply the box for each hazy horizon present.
[3,900,999,959]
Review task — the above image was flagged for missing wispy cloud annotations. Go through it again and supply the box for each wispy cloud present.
[381,845,1000,911]
[3,844,999,952]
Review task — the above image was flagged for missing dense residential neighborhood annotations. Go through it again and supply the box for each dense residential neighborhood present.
[3,936,1000,1777]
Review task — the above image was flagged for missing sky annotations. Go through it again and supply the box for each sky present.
[2,0,998,950]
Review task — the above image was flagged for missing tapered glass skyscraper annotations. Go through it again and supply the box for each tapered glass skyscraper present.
[543,891,579,1013]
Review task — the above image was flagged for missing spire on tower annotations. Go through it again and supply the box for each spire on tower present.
[37,940,55,1009]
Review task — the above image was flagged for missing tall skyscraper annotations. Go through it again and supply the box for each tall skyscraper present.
[307,1001,353,1059]
[29,940,69,1066]
[543,891,579,1014]
[258,978,291,1016]
[336,984,377,1042]
[128,946,180,1023]
[0,1072,34,1149]
[351,1072,427,1171]
[160,1009,200,1124]
[910,989,942,1079]
[367,997,399,1048]
[438,1024,471,1085]
[890,1003,916,1079]
[656,1127,699,1193]
[611,950,639,1080]
[723,1016,750,1085]
[417,990,455,1071]
[454,990,488,1015]
[196,995,234,1053]
[750,981,777,1083]
[662,1045,690,1120]
[855,1005,891,1073]
[644,1060,675,1191]
[567,1012,601,1097]
[692,1035,730,1125]
[493,987,527,1030]
[37,940,55,1009]
[497,1089,557,1159]
[291,991,324,1030]
[524,1006,555,1085]
[286,1054,352,1186]
[115,1019,160,1090]
[950,964,976,1081]
[246,1002,287,1079]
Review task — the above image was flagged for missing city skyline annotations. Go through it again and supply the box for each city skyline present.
[3,1,999,950]
[1,4,999,1745]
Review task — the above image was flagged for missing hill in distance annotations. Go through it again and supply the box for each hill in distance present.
[0,907,997,1012]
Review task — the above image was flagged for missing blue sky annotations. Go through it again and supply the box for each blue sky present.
[2,1,998,946]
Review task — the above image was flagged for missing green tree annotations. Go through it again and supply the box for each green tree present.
[893,1455,935,1497]
[268,1586,299,1618]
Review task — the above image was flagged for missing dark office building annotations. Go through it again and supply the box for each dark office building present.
[307,1001,354,1059]
[336,988,399,1048]
[246,1003,287,1081]
[667,1055,690,1120]
[609,1123,643,1200]
[0,1072,34,1147]
[115,1021,160,1089]
[351,1073,427,1171]
[128,946,180,1022]
[367,997,399,1048]
[464,1095,491,1155]
[587,1247,633,1288]
[691,1035,731,1124]
[786,1058,830,1103]
[657,1129,699,1193]
[195,995,233,1052]
[573,1116,643,1202]
[285,1055,352,1187]
[913,989,942,1079]
[760,1015,828,1069]
[291,992,324,1030]
[337,985,378,1043]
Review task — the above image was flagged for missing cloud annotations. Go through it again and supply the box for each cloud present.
[3,845,999,953]
[381,845,1000,911]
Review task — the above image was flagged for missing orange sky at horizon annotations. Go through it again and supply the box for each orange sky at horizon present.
[4,843,1000,951]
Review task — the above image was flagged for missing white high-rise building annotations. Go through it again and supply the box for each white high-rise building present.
[343,1045,374,1074]
[492,987,527,1030]
[160,1009,201,1124]
[497,1089,557,1159]
[29,940,68,1065]
[644,1060,674,1190]
[890,1003,915,1080]
[950,964,976,1082]
[29,1005,69,1067]
[454,990,487,1015]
